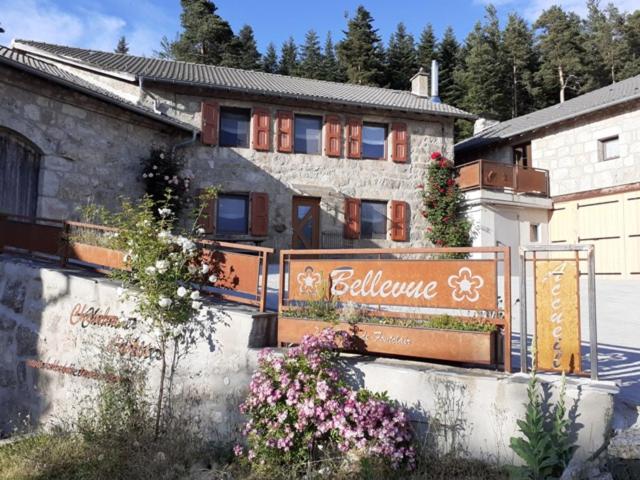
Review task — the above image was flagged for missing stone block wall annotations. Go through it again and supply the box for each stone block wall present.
[0,66,187,220]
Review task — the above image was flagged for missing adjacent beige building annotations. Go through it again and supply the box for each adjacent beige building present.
[456,77,640,277]
[1,40,474,253]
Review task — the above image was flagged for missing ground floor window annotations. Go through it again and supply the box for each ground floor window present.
[216,194,249,234]
[0,128,41,217]
[361,200,387,238]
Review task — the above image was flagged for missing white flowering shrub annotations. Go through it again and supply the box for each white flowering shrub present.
[140,147,193,215]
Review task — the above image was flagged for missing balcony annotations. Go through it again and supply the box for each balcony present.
[456,160,550,197]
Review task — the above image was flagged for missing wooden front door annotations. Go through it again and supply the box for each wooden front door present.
[292,197,320,249]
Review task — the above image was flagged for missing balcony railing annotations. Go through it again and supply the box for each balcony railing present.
[456,160,550,197]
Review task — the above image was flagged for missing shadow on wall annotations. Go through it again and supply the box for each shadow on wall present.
[0,256,71,437]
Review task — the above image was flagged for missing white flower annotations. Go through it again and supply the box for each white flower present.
[158,297,172,308]
[164,176,169,181]
[148,173,154,178]
[159,153,165,159]
[188,265,198,274]
[116,287,125,298]
[158,230,172,243]
[152,165,158,170]
[201,264,210,274]
[190,290,200,300]
[158,207,172,217]
[142,173,148,179]
[196,227,205,235]
[181,239,196,253]
[177,286,188,297]
[145,266,157,275]
[208,274,218,283]
[191,301,202,310]
[155,259,170,273]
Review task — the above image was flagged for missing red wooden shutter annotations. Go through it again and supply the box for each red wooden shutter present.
[252,108,271,151]
[196,191,216,234]
[343,198,361,239]
[346,118,362,159]
[276,110,293,153]
[324,115,342,157]
[201,101,218,145]
[250,192,269,236]
[390,200,408,241]
[391,123,408,163]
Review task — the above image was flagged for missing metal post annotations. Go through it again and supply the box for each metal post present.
[588,246,598,380]
[519,248,528,373]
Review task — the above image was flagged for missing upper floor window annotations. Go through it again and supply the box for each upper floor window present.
[361,200,387,239]
[216,193,249,234]
[530,223,540,243]
[513,142,531,167]
[219,107,250,147]
[294,115,322,154]
[362,123,387,160]
[599,136,619,161]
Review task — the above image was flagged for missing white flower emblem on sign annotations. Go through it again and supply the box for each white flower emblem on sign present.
[448,267,485,303]
[297,266,321,295]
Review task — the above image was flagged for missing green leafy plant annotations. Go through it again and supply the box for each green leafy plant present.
[418,151,473,255]
[509,371,576,479]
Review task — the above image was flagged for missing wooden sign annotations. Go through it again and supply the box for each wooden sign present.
[288,259,497,310]
[535,260,581,373]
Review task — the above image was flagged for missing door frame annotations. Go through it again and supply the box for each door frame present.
[292,196,320,249]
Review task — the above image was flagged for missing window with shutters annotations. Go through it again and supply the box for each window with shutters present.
[294,115,322,154]
[361,200,387,239]
[219,107,251,147]
[362,123,387,160]
[216,194,249,234]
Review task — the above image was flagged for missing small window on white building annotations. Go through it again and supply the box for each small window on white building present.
[530,223,540,243]
[599,136,619,161]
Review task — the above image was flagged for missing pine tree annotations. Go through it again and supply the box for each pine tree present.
[385,22,417,90]
[534,6,586,104]
[262,42,278,73]
[437,27,461,105]
[320,32,345,82]
[456,5,509,133]
[503,14,537,117]
[583,1,628,89]
[278,37,299,76]
[170,0,234,64]
[416,24,437,72]
[298,30,324,79]
[156,35,176,60]
[337,6,385,86]
[115,36,129,54]
[621,10,640,79]
[222,25,261,70]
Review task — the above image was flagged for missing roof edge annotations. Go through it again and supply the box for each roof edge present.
[0,49,195,132]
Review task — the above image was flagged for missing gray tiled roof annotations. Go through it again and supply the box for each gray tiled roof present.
[13,40,474,120]
[0,45,195,132]
[456,74,640,153]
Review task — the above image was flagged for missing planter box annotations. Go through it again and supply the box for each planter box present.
[278,317,496,365]
[68,243,125,270]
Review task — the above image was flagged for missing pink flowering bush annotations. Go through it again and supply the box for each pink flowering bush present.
[236,328,415,472]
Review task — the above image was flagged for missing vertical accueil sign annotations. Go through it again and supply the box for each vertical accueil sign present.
[535,260,581,373]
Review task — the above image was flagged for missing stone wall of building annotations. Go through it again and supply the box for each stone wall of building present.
[0,66,187,220]
[150,89,455,250]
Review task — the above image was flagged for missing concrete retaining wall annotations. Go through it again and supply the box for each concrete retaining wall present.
[0,255,617,464]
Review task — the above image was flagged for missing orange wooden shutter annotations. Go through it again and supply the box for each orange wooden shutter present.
[390,200,408,241]
[276,110,293,152]
[250,192,269,236]
[324,115,342,157]
[196,191,216,234]
[344,198,361,239]
[391,123,408,163]
[252,108,271,151]
[346,118,362,159]
[201,101,218,145]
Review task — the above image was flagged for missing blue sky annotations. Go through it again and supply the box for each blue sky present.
[1,0,640,57]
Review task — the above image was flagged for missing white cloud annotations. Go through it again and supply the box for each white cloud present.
[0,0,165,55]
[473,0,640,20]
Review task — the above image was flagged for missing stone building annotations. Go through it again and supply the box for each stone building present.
[0,40,473,252]
[455,76,640,277]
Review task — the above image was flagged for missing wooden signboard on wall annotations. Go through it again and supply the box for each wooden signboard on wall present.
[534,259,581,373]
[288,259,498,310]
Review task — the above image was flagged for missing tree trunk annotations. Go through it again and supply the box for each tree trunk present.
[154,338,167,440]
[558,65,566,104]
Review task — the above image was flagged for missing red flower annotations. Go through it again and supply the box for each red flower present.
[431,151,442,160]
[439,159,447,168]
[447,178,455,186]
